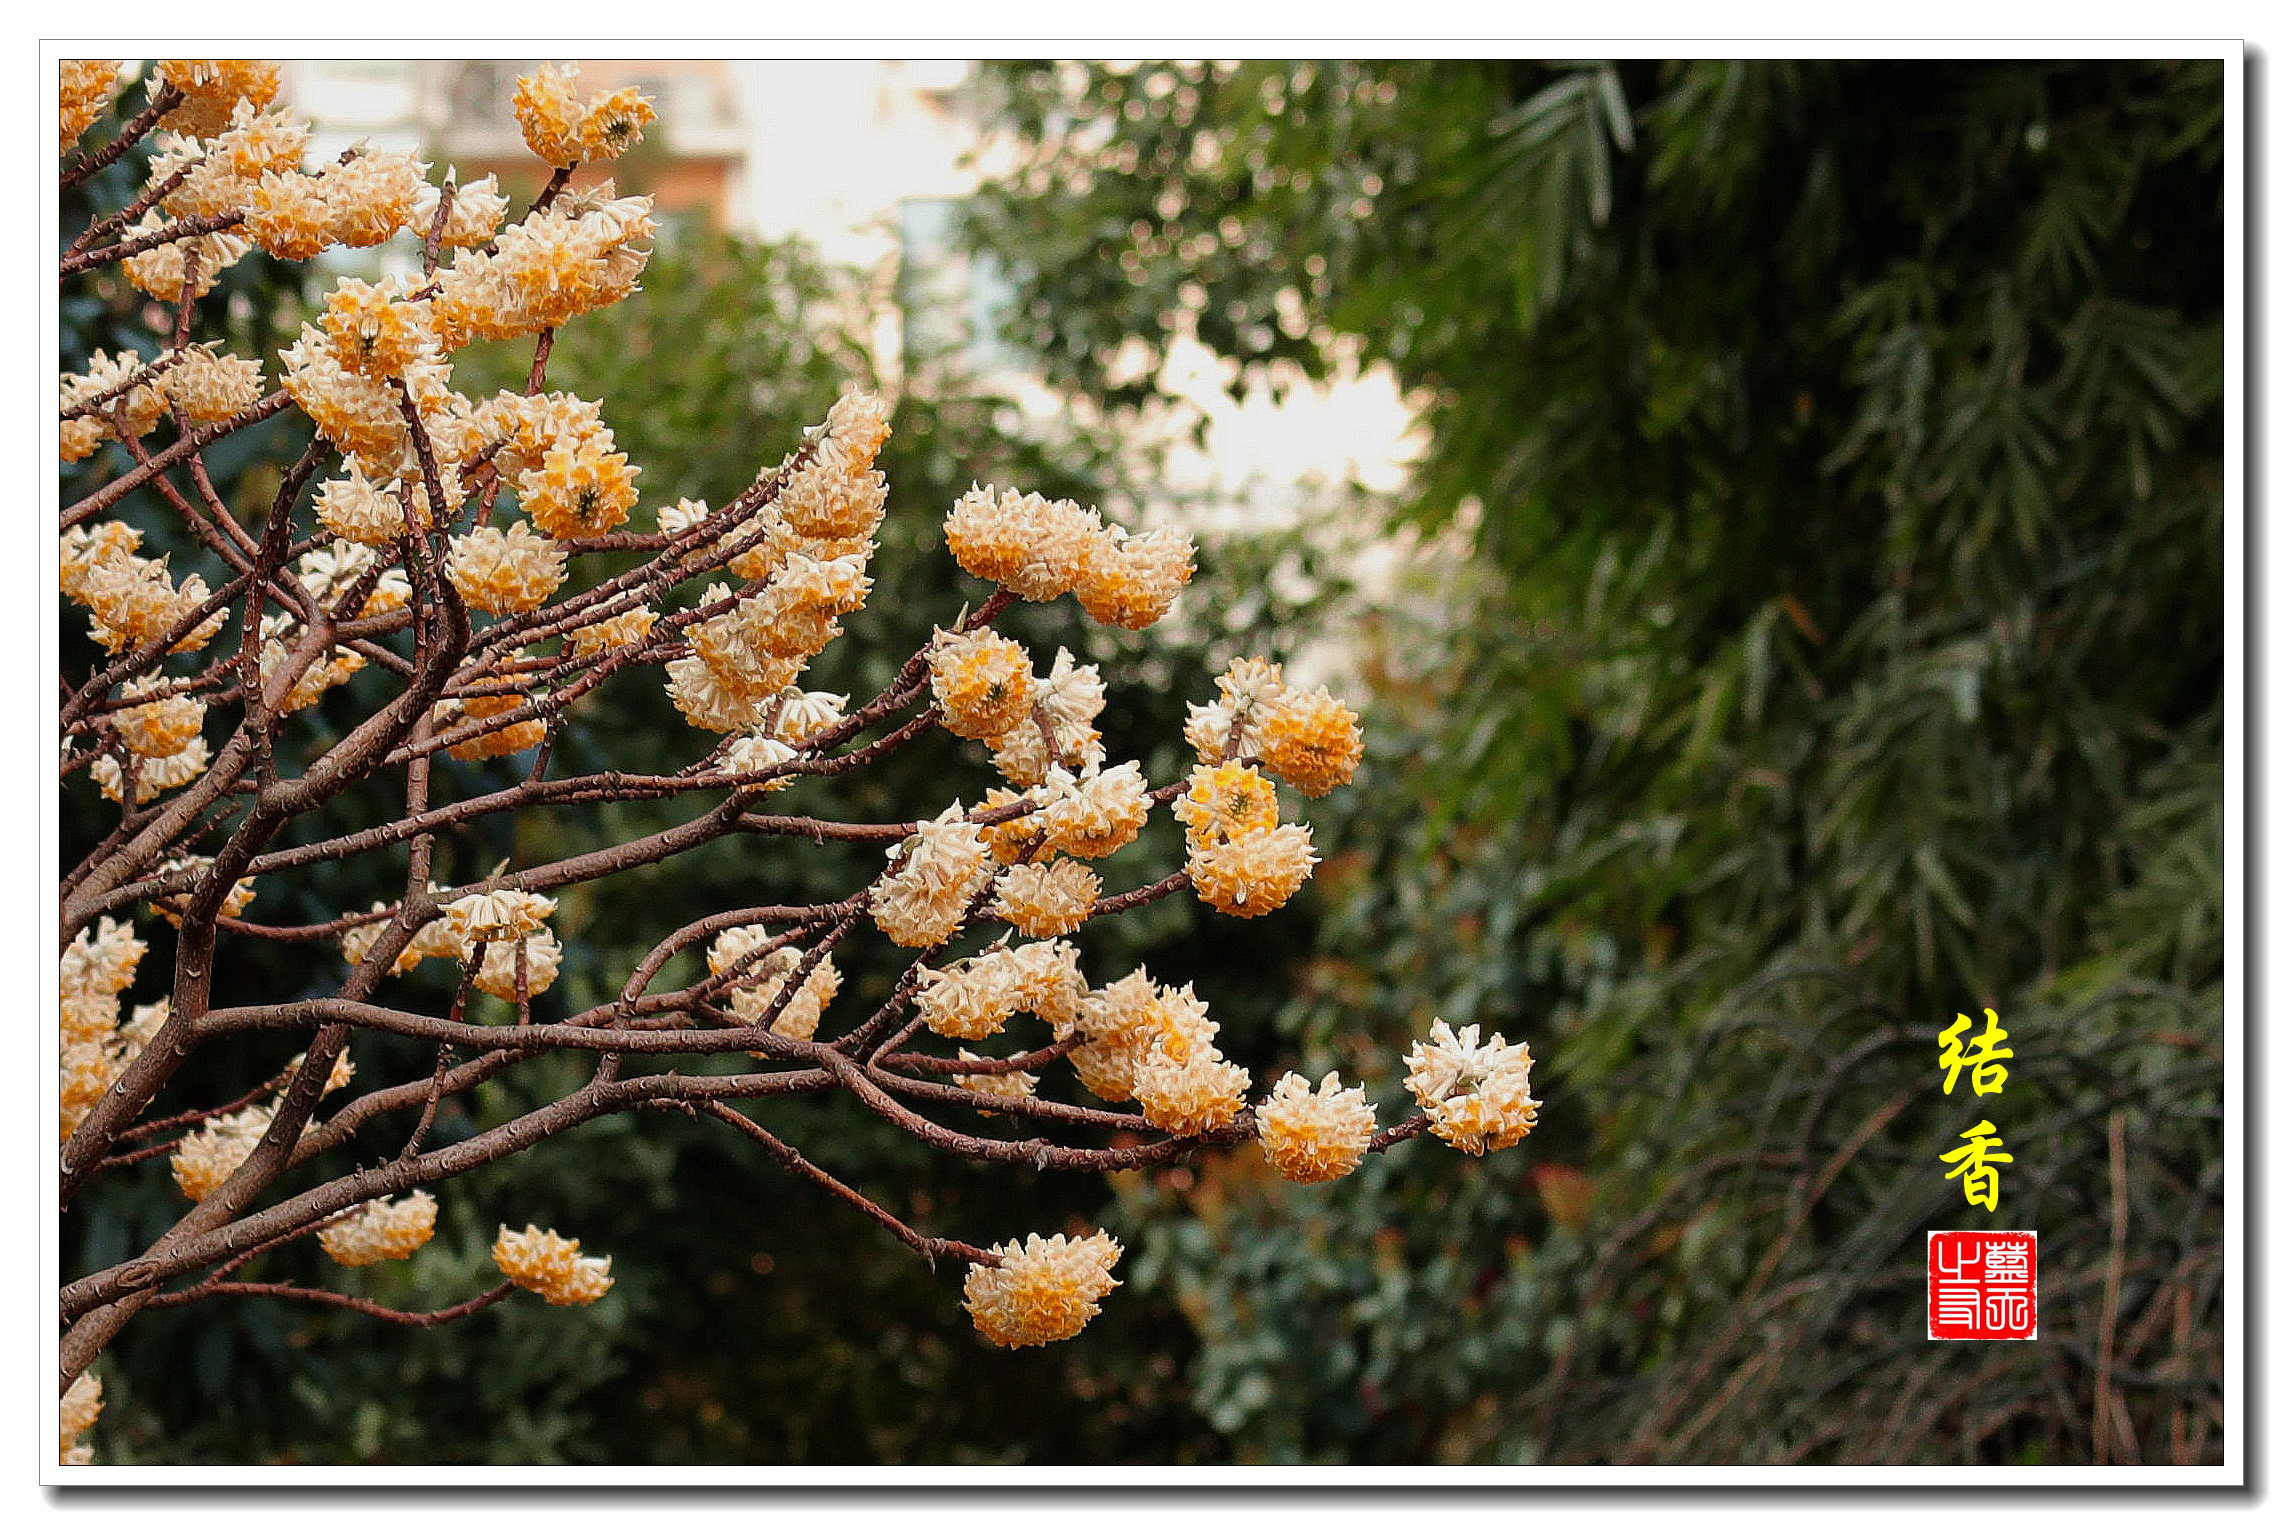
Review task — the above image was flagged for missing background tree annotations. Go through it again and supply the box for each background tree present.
[968,57,2224,1463]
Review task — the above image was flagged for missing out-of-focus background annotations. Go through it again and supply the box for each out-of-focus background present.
[60,57,2225,1465]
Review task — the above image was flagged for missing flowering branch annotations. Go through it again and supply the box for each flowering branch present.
[54,58,1542,1462]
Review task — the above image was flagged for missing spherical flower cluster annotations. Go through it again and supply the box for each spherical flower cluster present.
[60,521,143,598]
[928,627,1036,741]
[72,550,225,655]
[1189,822,1319,919]
[318,1192,439,1267]
[1402,1020,1543,1155]
[121,211,249,303]
[1131,1041,1252,1136]
[158,343,267,425]
[243,168,334,260]
[1256,684,1365,797]
[61,348,166,447]
[563,604,658,659]
[718,732,799,786]
[146,103,309,221]
[1184,656,1287,764]
[915,939,1086,1041]
[257,615,366,714]
[708,926,841,1041]
[767,687,850,744]
[62,916,145,1003]
[492,1224,614,1305]
[989,858,1099,938]
[437,692,548,760]
[952,1050,1042,1114]
[1255,1071,1378,1183]
[518,434,641,540]
[60,1371,102,1467]
[61,60,119,155]
[432,193,654,343]
[281,324,454,465]
[90,739,212,804]
[870,804,994,947]
[444,887,557,944]
[962,1231,1123,1348]
[145,853,257,927]
[1034,763,1152,859]
[171,1104,275,1200]
[296,543,412,618]
[777,394,892,542]
[1071,524,1197,630]
[1066,973,1224,1106]
[1173,760,1279,848]
[321,148,429,248]
[320,274,437,379]
[155,59,282,138]
[470,930,565,1000]
[341,899,470,974]
[446,523,569,615]
[943,485,1103,601]
[110,676,206,757]
[511,64,658,168]
[412,174,510,249]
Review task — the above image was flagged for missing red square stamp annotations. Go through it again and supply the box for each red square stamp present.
[1927,1230,2037,1339]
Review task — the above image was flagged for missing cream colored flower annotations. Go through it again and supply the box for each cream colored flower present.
[469,930,563,1000]
[1256,1071,1377,1183]
[1256,684,1365,797]
[492,1224,614,1305]
[1189,822,1318,918]
[1402,1020,1542,1155]
[870,804,993,947]
[171,1104,275,1200]
[963,1231,1122,1348]
[446,523,568,615]
[319,1192,438,1266]
[60,1371,102,1466]
[990,858,1099,938]
[929,627,1035,741]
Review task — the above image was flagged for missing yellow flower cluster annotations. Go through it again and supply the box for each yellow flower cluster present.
[145,103,310,221]
[110,676,206,758]
[1033,762,1152,859]
[296,544,412,619]
[58,918,161,1136]
[1402,1020,1542,1155]
[989,858,1100,938]
[990,648,1108,784]
[61,60,119,155]
[257,614,367,714]
[445,523,568,615]
[1255,1071,1378,1183]
[145,853,257,927]
[952,1049,1042,1114]
[154,59,283,138]
[962,1231,1123,1348]
[928,627,1037,740]
[319,1192,439,1267]
[511,62,659,168]
[1061,971,1249,1133]
[1186,657,1364,796]
[320,275,437,380]
[171,1103,275,1200]
[708,925,841,1041]
[470,930,564,999]
[870,803,995,947]
[60,1371,102,1466]
[914,938,1087,1042]
[492,1225,614,1305]
[663,394,890,732]
[943,484,1196,629]
[430,188,655,344]
[1188,822,1319,919]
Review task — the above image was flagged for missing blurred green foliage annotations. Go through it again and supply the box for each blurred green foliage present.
[969,58,2224,1463]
